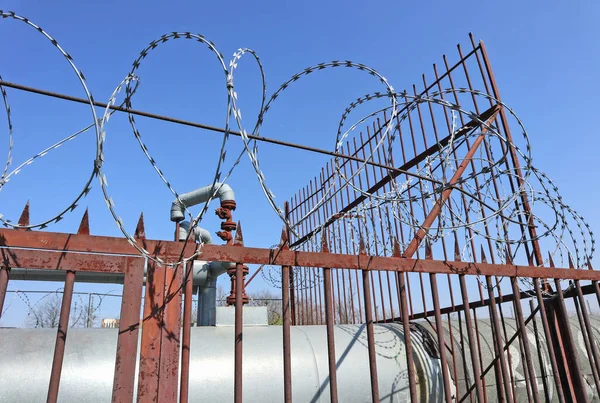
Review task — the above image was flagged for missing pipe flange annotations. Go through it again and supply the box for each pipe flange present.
[216,230,233,243]
[227,265,249,276]
[215,207,233,220]
[221,221,237,232]
[226,293,249,305]
[220,200,236,211]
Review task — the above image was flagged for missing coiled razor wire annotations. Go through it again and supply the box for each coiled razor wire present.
[0,11,594,287]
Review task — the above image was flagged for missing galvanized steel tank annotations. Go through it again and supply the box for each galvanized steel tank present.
[0,323,446,402]
[430,315,600,402]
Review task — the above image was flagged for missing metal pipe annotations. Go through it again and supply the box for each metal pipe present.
[170,183,235,223]
[177,221,212,244]
[0,322,443,402]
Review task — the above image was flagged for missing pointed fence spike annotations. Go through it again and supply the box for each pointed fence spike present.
[480,245,488,264]
[505,248,513,264]
[279,225,289,250]
[320,229,329,253]
[527,249,535,266]
[567,253,575,269]
[18,200,30,227]
[358,236,367,255]
[77,208,90,235]
[134,213,145,239]
[392,237,402,258]
[234,221,244,246]
[587,257,594,271]
[454,238,461,262]
[424,240,433,260]
[548,252,555,268]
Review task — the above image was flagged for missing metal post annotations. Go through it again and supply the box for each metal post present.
[47,270,75,403]
[234,261,244,403]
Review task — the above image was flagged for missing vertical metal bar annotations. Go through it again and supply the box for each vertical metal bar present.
[313,181,325,325]
[286,200,297,326]
[137,261,166,402]
[471,308,488,402]
[532,278,566,403]
[393,240,417,402]
[309,178,323,324]
[458,275,485,403]
[495,288,518,400]
[457,309,474,403]
[362,128,387,321]
[354,137,380,323]
[402,114,497,258]
[360,240,379,402]
[0,266,9,320]
[180,261,193,403]
[112,258,145,403]
[308,179,317,324]
[337,145,357,323]
[419,76,451,263]
[512,298,533,403]
[323,267,338,400]
[324,162,344,324]
[478,40,544,267]
[484,275,513,403]
[510,277,540,402]
[575,279,600,393]
[345,142,363,323]
[331,168,350,324]
[300,185,309,325]
[403,88,434,323]
[554,279,588,402]
[392,112,416,319]
[47,270,76,403]
[157,268,182,400]
[529,299,551,402]
[234,261,244,403]
[430,271,454,403]
[372,118,396,321]
[446,312,461,395]
[322,233,338,403]
[280,225,293,403]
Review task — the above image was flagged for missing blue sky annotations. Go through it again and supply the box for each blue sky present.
[0,1,598,325]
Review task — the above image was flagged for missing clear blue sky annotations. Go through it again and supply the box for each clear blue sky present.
[0,1,598,324]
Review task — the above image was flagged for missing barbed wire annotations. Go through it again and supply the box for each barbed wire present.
[0,11,594,295]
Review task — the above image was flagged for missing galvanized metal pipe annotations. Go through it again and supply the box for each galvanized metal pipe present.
[0,323,443,402]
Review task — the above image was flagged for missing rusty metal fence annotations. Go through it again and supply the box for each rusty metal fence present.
[0,16,597,403]
[1,205,600,402]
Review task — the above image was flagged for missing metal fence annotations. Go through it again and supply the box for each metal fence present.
[0,12,597,403]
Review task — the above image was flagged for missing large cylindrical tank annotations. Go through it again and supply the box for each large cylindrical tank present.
[0,323,446,402]
[429,315,600,402]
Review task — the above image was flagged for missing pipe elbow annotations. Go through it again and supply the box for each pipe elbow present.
[178,221,213,244]
[208,261,234,279]
[170,183,235,222]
